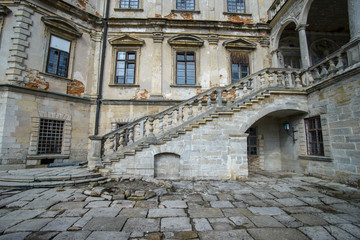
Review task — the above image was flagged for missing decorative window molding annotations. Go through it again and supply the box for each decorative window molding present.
[169,35,203,86]
[28,111,72,157]
[223,37,257,50]
[41,16,82,79]
[168,34,204,47]
[109,35,144,85]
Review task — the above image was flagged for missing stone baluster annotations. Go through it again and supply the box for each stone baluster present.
[235,85,241,98]
[242,82,248,94]
[206,94,212,109]
[217,90,223,107]
[134,123,141,142]
[178,106,184,123]
[284,71,291,88]
[295,72,302,88]
[147,117,155,138]
[336,54,345,70]
[197,98,203,113]
[128,128,134,144]
[313,67,321,81]
[328,59,337,74]
[158,117,164,135]
[119,132,124,147]
[167,112,173,130]
[260,73,266,87]
[173,109,178,125]
[188,104,193,119]
[320,64,328,77]
[268,71,275,86]
[277,71,283,86]
[140,119,145,138]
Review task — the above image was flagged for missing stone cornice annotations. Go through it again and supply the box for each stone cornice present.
[108,18,271,32]
[0,84,90,104]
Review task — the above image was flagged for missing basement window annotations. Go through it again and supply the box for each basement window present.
[38,119,64,154]
[305,116,324,156]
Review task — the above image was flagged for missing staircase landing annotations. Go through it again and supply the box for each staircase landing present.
[0,166,106,188]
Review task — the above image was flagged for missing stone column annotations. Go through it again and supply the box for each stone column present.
[348,0,360,41]
[296,24,311,69]
[88,136,103,170]
[228,134,249,180]
[149,32,164,100]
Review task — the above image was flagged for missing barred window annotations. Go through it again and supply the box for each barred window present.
[305,116,324,156]
[231,52,249,83]
[120,0,139,8]
[46,35,70,77]
[228,0,245,13]
[176,0,195,10]
[176,52,196,85]
[247,127,258,156]
[115,51,136,84]
[38,119,64,154]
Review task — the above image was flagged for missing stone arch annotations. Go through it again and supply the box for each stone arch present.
[299,0,315,25]
[274,18,299,50]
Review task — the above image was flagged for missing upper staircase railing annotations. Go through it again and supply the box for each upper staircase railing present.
[98,38,360,161]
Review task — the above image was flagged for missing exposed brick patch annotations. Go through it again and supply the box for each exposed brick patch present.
[155,14,162,18]
[180,13,194,20]
[133,89,149,100]
[24,70,49,91]
[165,13,177,19]
[248,156,261,171]
[67,80,85,97]
[227,15,253,24]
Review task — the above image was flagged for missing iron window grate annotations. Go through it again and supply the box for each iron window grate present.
[38,119,64,154]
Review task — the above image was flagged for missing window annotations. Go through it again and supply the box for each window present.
[46,35,71,77]
[228,0,245,13]
[305,116,324,156]
[38,119,64,154]
[120,0,139,9]
[115,51,136,84]
[247,127,258,156]
[176,0,195,10]
[176,52,196,85]
[231,52,249,83]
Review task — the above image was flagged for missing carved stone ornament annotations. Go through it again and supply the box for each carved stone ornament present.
[223,37,257,50]
[41,16,82,39]
[168,34,204,47]
[109,34,145,46]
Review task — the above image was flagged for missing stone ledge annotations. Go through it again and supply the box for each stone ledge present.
[170,84,201,88]
[108,84,140,88]
[27,154,70,160]
[299,155,332,162]
[223,12,252,16]
[114,8,144,12]
[171,10,201,14]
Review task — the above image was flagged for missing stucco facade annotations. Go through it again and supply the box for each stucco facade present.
[0,0,359,186]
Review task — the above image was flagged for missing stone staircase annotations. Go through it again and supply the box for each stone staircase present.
[91,39,360,179]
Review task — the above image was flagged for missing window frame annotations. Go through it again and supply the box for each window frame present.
[229,51,250,83]
[305,116,324,156]
[175,51,196,85]
[114,50,137,85]
[176,0,195,11]
[246,127,258,156]
[45,35,71,78]
[227,0,246,13]
[119,0,139,9]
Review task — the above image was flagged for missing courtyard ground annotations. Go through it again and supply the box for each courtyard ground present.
[0,170,360,240]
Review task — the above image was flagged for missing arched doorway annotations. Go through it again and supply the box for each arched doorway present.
[246,110,307,173]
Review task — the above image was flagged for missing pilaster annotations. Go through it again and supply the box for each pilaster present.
[6,3,34,84]
[149,32,164,100]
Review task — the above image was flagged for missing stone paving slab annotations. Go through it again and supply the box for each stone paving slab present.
[0,171,360,239]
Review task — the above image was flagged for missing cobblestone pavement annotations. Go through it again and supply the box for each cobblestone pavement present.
[0,172,360,240]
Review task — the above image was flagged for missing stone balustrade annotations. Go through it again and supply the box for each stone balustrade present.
[268,0,289,21]
[100,67,303,160]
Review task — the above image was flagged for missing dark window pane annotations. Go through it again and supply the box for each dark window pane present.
[47,48,59,75]
[186,53,194,61]
[115,51,136,84]
[177,0,194,10]
[231,63,240,82]
[305,116,324,156]
[38,119,64,154]
[117,52,126,60]
[127,53,136,60]
[228,0,245,13]
[177,53,185,61]
[58,52,69,77]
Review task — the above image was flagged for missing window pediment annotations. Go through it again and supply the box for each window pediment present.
[223,37,256,50]
[109,35,145,46]
[168,35,204,47]
[41,16,82,39]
